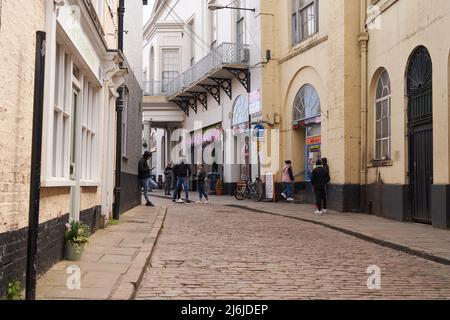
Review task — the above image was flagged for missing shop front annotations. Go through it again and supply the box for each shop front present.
[292,84,322,183]
[232,95,252,181]
[187,123,224,192]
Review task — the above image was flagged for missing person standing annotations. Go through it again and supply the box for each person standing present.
[321,157,330,195]
[281,160,295,202]
[196,164,209,204]
[311,159,330,215]
[164,162,174,196]
[138,151,154,207]
[172,159,192,203]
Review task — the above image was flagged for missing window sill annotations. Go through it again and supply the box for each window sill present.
[368,159,393,168]
[41,178,76,187]
[80,180,101,187]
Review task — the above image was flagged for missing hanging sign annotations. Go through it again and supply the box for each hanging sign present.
[249,89,262,115]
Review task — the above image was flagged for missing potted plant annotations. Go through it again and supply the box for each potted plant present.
[64,221,91,261]
[215,179,224,196]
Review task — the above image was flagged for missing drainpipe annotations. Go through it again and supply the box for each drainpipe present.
[113,0,125,220]
[26,31,46,300]
[359,2,369,209]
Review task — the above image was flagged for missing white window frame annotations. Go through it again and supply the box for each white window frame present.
[44,41,101,187]
[80,78,100,183]
[161,48,180,86]
[210,10,218,50]
[52,44,73,182]
[374,70,391,161]
[236,0,245,45]
[188,17,195,66]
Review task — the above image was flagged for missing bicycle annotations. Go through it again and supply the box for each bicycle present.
[234,176,263,202]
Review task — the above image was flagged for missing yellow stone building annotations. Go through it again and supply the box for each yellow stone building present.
[259,0,450,228]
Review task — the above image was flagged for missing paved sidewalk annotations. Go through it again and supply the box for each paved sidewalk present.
[36,205,166,300]
[152,191,450,265]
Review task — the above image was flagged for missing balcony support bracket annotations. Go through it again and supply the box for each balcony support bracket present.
[210,78,232,100]
[200,84,221,106]
[225,68,251,93]
[189,91,208,110]
[172,99,190,117]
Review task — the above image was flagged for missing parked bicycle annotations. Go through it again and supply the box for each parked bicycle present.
[234,176,263,201]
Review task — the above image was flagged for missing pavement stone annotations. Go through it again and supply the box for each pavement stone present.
[36,205,167,300]
[136,196,450,300]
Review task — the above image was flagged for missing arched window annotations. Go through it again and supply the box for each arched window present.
[375,69,391,160]
[293,84,321,122]
[232,95,249,127]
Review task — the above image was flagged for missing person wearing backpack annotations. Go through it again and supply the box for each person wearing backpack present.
[281,160,295,202]
[311,159,331,215]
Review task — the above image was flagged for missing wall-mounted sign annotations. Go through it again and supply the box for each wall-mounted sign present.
[306,136,321,145]
[293,115,322,129]
[249,89,262,116]
[252,124,265,142]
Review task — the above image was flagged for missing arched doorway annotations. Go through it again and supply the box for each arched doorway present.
[292,84,322,181]
[407,46,433,223]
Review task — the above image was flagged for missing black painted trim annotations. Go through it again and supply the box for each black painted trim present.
[431,185,450,229]
[0,206,102,298]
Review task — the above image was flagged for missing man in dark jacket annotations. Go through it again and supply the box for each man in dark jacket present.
[311,159,330,214]
[164,162,174,196]
[138,151,154,207]
[172,159,192,203]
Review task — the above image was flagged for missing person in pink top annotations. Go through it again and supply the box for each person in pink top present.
[281,160,295,202]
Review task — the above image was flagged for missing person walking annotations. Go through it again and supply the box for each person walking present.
[311,159,330,215]
[138,151,155,207]
[164,162,174,196]
[172,159,192,203]
[195,164,209,204]
[281,160,295,202]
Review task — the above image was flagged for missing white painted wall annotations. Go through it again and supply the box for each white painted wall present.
[143,0,264,183]
[124,0,144,86]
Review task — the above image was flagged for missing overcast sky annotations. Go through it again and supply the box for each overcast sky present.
[143,0,155,25]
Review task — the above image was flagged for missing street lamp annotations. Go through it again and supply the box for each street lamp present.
[208,3,256,12]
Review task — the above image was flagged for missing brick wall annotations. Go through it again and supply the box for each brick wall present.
[0,206,102,298]
[0,0,45,233]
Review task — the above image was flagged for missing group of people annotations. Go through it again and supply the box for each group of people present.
[138,152,210,206]
[281,158,330,215]
[139,151,330,214]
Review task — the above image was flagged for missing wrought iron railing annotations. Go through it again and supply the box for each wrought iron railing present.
[144,43,250,98]
[143,81,164,96]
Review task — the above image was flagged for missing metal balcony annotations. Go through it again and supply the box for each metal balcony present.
[143,42,251,118]
[165,42,250,98]
[143,81,164,96]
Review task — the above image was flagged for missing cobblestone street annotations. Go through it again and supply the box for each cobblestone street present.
[136,198,450,300]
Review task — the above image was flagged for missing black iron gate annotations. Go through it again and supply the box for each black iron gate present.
[407,46,433,223]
